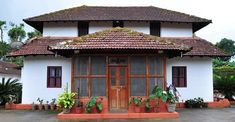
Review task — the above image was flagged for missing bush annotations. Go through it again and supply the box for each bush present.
[185,97,207,108]
[0,78,22,105]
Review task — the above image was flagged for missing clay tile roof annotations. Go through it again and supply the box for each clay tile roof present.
[0,61,21,75]
[8,29,227,57]
[24,6,211,32]
[48,28,190,51]
[9,37,73,56]
[164,37,228,56]
[25,6,210,22]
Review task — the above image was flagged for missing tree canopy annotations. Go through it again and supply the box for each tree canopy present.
[27,29,41,39]
[215,38,235,61]
[8,23,26,42]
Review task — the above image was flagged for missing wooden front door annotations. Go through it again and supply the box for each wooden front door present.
[109,67,128,110]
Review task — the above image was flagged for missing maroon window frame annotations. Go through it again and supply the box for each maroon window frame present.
[172,66,187,87]
[47,66,62,88]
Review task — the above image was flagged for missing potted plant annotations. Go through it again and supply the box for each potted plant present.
[50,98,56,110]
[44,101,49,110]
[96,97,103,113]
[75,100,84,114]
[166,85,180,113]
[32,102,37,110]
[57,84,76,114]
[85,97,97,113]
[149,86,168,112]
[37,98,43,110]
[129,97,142,113]
[144,98,152,112]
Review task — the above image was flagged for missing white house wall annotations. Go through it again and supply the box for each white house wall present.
[166,57,213,102]
[89,21,113,34]
[161,22,192,37]
[43,22,78,37]
[21,56,71,104]
[124,21,150,34]
[42,21,193,37]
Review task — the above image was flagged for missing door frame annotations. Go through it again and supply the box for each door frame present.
[108,65,129,111]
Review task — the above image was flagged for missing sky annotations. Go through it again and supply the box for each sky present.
[0,0,235,44]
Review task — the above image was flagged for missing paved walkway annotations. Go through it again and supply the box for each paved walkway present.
[0,107,235,122]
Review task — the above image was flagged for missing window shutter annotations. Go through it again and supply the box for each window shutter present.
[150,22,160,36]
[78,22,89,36]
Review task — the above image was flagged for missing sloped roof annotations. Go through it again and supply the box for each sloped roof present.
[48,28,190,51]
[163,37,228,56]
[24,6,211,32]
[9,28,227,57]
[9,37,70,56]
[0,61,21,75]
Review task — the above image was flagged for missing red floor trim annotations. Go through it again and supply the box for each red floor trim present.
[57,112,179,119]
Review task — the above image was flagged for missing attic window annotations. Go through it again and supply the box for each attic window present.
[78,22,89,36]
[150,22,160,36]
[113,21,124,27]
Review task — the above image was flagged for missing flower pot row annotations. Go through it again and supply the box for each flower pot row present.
[32,104,57,110]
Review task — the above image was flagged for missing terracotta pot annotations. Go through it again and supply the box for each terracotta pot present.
[154,107,160,113]
[91,106,97,113]
[75,107,83,114]
[38,104,43,110]
[44,104,49,110]
[167,104,176,113]
[50,104,55,110]
[63,108,70,114]
[134,106,141,113]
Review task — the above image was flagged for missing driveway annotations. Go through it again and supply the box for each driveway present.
[0,107,235,122]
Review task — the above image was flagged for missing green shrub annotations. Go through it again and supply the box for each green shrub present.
[185,97,207,108]
[0,78,22,105]
[214,75,235,100]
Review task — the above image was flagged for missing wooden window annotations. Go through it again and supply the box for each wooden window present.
[47,66,62,88]
[78,22,89,36]
[73,56,106,97]
[172,66,187,87]
[113,21,124,27]
[150,22,160,36]
[130,78,146,96]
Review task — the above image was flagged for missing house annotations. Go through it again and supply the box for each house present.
[9,6,226,111]
[0,61,21,81]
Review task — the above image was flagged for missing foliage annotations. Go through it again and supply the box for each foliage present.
[150,85,179,104]
[166,85,180,104]
[8,23,26,42]
[185,97,207,108]
[129,97,143,106]
[51,98,56,105]
[85,97,103,113]
[57,84,76,109]
[0,78,22,105]
[0,21,6,41]
[37,98,43,104]
[144,98,151,111]
[0,41,11,60]
[213,66,235,76]
[85,97,97,113]
[27,29,41,39]
[215,38,235,61]
[214,75,235,100]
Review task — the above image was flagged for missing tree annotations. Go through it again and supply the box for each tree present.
[0,21,6,42]
[8,23,26,42]
[215,38,235,61]
[0,41,11,60]
[0,78,22,105]
[27,29,41,39]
